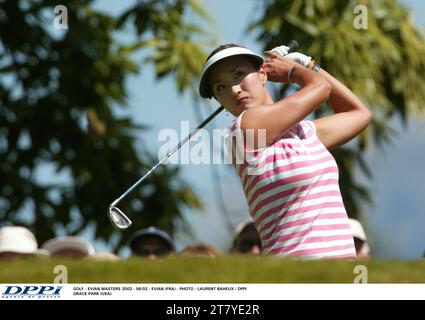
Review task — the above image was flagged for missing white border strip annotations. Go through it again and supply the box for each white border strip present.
[1,284,425,300]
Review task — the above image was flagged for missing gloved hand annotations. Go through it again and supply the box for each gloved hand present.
[263,51,298,83]
[270,44,291,56]
[271,45,312,68]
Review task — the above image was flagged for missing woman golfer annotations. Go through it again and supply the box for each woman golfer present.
[199,44,371,259]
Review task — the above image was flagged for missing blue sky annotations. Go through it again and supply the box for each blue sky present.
[85,0,425,258]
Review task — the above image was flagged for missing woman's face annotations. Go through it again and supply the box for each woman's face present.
[208,56,267,116]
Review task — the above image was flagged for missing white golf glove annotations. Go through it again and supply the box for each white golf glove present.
[270,44,291,56]
[271,45,312,68]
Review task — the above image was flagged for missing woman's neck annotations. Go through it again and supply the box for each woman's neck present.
[262,88,274,105]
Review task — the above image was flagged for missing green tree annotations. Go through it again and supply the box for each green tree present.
[0,0,209,250]
[250,0,425,217]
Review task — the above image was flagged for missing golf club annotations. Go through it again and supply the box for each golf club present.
[108,40,299,229]
[108,106,224,229]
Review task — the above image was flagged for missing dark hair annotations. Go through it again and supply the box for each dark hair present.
[206,44,243,60]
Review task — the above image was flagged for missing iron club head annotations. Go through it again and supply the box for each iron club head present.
[108,205,132,229]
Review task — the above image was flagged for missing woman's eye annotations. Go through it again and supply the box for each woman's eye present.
[216,84,225,92]
[235,71,245,78]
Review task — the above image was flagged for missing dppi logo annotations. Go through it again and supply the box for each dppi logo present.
[2,286,63,299]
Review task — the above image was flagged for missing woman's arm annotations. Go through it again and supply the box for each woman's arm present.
[242,54,331,148]
[313,69,372,149]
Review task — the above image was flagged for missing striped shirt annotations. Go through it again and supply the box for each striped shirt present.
[225,112,356,259]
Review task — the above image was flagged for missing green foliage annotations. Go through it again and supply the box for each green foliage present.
[250,0,425,217]
[116,0,211,93]
[0,0,208,250]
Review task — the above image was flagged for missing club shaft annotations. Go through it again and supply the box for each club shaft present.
[111,105,225,207]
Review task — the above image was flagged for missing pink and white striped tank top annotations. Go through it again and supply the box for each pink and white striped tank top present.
[225,112,356,259]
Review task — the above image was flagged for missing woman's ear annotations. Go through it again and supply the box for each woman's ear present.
[258,66,267,85]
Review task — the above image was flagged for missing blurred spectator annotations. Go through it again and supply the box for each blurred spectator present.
[231,218,261,254]
[0,226,49,259]
[179,242,221,258]
[349,218,371,259]
[85,252,121,261]
[129,226,176,259]
[42,236,95,258]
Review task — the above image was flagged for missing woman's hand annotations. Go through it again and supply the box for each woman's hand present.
[262,51,295,83]
[270,44,313,68]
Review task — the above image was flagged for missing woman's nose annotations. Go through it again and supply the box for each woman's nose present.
[231,83,242,96]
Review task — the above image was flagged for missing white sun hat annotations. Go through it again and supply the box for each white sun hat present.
[85,252,121,261]
[0,226,49,256]
[42,236,95,257]
[199,46,264,99]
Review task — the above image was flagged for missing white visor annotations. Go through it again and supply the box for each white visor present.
[199,47,264,99]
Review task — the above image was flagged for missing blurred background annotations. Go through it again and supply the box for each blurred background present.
[1,0,424,259]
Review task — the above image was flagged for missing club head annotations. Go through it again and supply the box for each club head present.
[108,205,132,229]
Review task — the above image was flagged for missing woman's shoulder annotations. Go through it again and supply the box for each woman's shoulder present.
[225,117,319,154]
[270,120,316,142]
[295,120,317,138]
